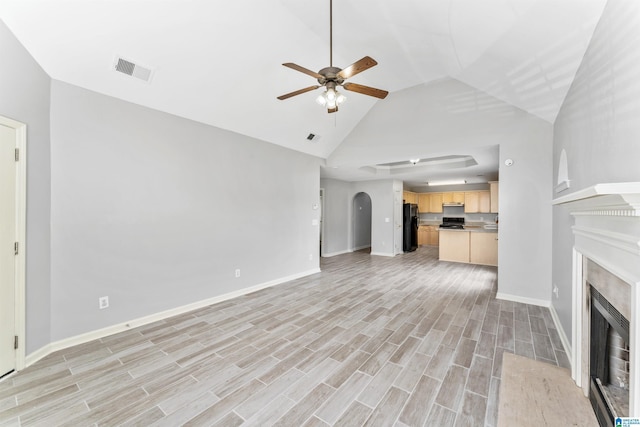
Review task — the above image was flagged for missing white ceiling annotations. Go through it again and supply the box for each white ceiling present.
[0,0,607,183]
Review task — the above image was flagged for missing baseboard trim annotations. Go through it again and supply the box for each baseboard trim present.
[496,292,551,308]
[370,252,396,257]
[321,250,350,258]
[24,268,321,369]
[352,245,371,252]
[549,303,573,362]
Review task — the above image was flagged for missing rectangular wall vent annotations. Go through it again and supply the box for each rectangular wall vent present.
[114,56,153,83]
[306,133,321,142]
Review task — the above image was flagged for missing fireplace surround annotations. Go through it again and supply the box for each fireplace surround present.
[553,182,640,420]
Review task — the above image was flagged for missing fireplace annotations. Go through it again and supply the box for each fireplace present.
[589,285,630,425]
[552,182,640,419]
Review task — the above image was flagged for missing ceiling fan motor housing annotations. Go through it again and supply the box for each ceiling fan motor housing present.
[318,67,344,85]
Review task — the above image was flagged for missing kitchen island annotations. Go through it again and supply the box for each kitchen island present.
[439,227,498,266]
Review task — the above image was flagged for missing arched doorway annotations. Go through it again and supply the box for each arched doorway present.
[352,192,372,253]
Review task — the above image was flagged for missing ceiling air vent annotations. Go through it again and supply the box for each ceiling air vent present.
[113,56,153,83]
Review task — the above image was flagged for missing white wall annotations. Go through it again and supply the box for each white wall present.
[329,78,553,303]
[49,81,322,341]
[552,0,640,340]
[0,19,52,354]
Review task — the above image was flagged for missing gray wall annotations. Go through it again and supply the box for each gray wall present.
[329,78,553,303]
[320,178,351,256]
[352,192,372,249]
[320,178,397,257]
[0,19,52,354]
[49,81,321,341]
[552,0,640,340]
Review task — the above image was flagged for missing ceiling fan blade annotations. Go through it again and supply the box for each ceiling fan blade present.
[277,85,321,100]
[282,63,323,79]
[337,56,378,80]
[342,82,388,99]
[328,106,338,113]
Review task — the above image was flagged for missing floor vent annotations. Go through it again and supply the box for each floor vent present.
[114,57,153,83]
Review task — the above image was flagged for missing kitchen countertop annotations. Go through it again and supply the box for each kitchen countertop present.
[438,226,498,233]
[419,222,498,232]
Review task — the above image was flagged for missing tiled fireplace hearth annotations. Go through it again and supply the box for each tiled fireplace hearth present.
[553,183,640,423]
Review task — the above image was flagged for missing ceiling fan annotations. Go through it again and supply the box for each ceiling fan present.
[277,0,388,113]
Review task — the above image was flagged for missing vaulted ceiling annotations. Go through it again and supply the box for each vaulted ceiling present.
[0,0,607,177]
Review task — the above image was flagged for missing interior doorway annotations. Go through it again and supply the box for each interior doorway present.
[352,192,372,253]
[0,116,27,377]
[319,188,324,256]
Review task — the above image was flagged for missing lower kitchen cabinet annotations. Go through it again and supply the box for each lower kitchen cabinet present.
[418,226,429,246]
[470,232,498,266]
[439,230,498,265]
[419,226,439,246]
[439,230,470,263]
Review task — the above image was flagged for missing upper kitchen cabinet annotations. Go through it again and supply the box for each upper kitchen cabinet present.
[442,192,465,204]
[403,191,418,204]
[489,181,499,213]
[479,191,491,213]
[464,192,478,213]
[464,191,491,213]
[418,193,430,213]
[429,193,444,213]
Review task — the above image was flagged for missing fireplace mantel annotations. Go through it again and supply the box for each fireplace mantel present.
[552,182,640,216]
[552,182,640,417]
[552,182,640,287]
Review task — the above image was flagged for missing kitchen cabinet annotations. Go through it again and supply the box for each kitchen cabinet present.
[443,192,465,204]
[470,232,498,266]
[419,225,440,246]
[418,193,430,213]
[418,226,429,246]
[464,192,479,213]
[427,226,440,246]
[464,191,491,213]
[479,191,491,213]
[429,193,443,213]
[403,191,418,204]
[489,181,499,213]
[440,230,497,265]
[439,230,470,263]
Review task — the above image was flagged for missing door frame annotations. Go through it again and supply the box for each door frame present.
[1,115,27,372]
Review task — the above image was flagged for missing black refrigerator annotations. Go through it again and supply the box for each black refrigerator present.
[403,203,418,252]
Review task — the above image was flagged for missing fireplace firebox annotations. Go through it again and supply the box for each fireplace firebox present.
[590,286,630,426]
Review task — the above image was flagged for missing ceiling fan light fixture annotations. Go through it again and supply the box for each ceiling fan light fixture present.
[277,0,387,111]
[316,87,346,110]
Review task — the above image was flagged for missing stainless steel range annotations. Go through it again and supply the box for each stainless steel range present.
[440,217,465,229]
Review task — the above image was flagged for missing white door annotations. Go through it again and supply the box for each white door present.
[0,123,17,377]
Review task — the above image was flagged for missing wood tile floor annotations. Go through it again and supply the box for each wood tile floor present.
[0,246,569,426]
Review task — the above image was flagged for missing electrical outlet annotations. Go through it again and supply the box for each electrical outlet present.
[553,285,559,299]
[235,269,241,278]
[99,296,109,309]
[309,253,313,261]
